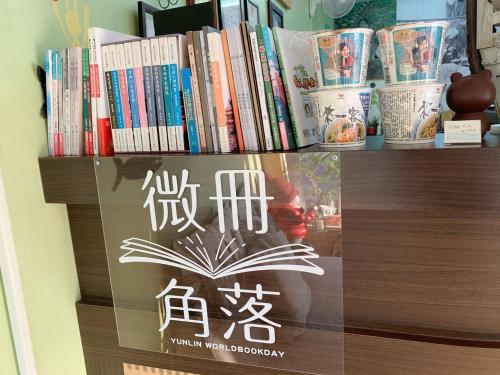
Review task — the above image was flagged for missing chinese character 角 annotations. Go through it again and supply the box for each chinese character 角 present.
[209,170,274,234]
[142,169,204,233]
[218,283,281,344]
[156,278,209,337]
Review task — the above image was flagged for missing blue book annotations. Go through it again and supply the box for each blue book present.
[125,56,142,152]
[181,68,200,154]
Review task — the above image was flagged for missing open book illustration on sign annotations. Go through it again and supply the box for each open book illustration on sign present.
[119,234,324,280]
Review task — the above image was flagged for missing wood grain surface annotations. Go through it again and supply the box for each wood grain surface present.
[39,143,500,373]
[78,302,500,375]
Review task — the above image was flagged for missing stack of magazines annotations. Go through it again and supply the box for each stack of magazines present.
[44,24,319,156]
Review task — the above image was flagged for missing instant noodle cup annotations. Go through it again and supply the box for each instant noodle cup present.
[377,83,444,144]
[377,21,449,85]
[311,28,373,89]
[309,87,371,147]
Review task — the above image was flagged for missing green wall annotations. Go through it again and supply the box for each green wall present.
[0,1,330,374]
[252,0,333,31]
[0,1,157,374]
[0,275,18,375]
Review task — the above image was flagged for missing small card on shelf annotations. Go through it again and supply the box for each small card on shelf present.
[444,120,482,144]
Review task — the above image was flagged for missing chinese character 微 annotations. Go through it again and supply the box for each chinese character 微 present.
[219,283,281,344]
[209,170,274,235]
[142,169,204,233]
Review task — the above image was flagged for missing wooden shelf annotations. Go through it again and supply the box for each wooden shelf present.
[39,139,500,374]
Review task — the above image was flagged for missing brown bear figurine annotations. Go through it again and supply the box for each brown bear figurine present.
[446,70,496,137]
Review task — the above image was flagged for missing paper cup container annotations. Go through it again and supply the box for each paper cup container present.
[378,83,444,144]
[376,21,449,85]
[311,28,373,89]
[309,87,371,147]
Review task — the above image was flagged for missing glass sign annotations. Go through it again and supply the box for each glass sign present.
[95,152,343,374]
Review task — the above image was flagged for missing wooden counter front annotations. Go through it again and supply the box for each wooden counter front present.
[39,135,500,374]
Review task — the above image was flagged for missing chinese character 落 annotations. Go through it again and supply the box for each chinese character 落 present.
[142,169,204,233]
[209,170,274,234]
[156,279,209,337]
[218,283,281,344]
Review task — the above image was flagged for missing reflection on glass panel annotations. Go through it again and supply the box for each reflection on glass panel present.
[95,153,343,375]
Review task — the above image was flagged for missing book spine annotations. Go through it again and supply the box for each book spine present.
[177,35,188,151]
[181,68,200,153]
[141,39,160,152]
[221,30,245,152]
[63,49,71,155]
[262,27,296,150]
[102,45,120,152]
[51,51,61,156]
[202,28,219,152]
[255,26,282,150]
[124,42,143,152]
[45,50,54,156]
[167,37,181,151]
[151,38,168,152]
[109,45,127,153]
[207,32,230,153]
[69,48,77,155]
[132,41,151,152]
[250,32,274,151]
[273,29,301,147]
[82,48,93,155]
[56,51,64,156]
[116,44,134,152]
[187,32,207,152]
[88,29,100,155]
[159,37,174,152]
[77,48,84,155]
[227,26,258,151]
[194,31,214,152]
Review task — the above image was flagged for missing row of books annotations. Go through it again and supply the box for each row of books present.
[44,48,91,156]
[45,25,318,155]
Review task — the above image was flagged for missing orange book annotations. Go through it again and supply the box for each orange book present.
[221,29,245,151]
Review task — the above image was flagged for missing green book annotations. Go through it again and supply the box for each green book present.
[255,25,282,150]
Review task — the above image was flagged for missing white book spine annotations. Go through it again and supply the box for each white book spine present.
[109,45,127,152]
[124,42,143,152]
[152,37,169,152]
[250,32,274,151]
[69,48,77,155]
[132,41,151,152]
[45,50,54,156]
[76,48,84,155]
[116,43,135,152]
[141,39,160,152]
[63,49,72,155]
[200,33,218,152]
[207,33,230,153]
[227,28,259,151]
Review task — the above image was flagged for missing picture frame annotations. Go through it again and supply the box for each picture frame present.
[219,0,245,29]
[186,0,220,29]
[246,0,260,27]
[138,1,160,38]
[268,1,284,28]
